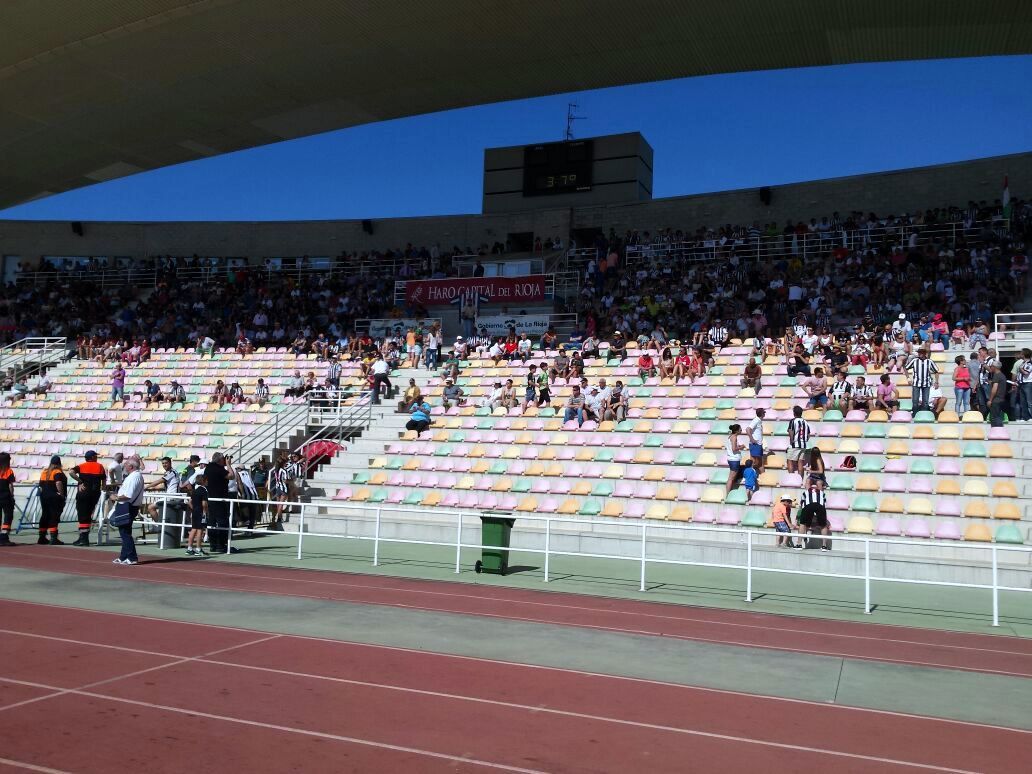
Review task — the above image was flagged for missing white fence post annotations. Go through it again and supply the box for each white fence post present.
[372,507,381,566]
[296,503,305,560]
[639,521,647,592]
[864,539,871,615]
[745,531,753,602]
[226,499,234,553]
[158,497,167,550]
[454,513,463,574]
[543,518,551,583]
[991,545,999,627]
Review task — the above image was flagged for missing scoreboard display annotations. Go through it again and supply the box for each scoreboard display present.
[521,139,594,196]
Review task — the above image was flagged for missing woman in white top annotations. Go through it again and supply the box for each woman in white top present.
[885,333,911,373]
[725,424,744,495]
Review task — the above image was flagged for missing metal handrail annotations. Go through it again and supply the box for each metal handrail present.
[0,337,68,379]
[992,312,1032,354]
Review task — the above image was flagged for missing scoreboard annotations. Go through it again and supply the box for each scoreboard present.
[521,140,594,196]
[483,132,653,213]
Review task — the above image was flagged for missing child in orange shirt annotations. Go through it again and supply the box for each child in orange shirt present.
[771,494,796,548]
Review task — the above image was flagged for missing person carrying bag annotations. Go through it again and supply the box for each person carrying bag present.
[109,458,144,565]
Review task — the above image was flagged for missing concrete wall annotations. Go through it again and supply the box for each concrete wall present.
[1,151,1027,266]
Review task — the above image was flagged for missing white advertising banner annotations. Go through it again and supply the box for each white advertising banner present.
[367,318,440,339]
[475,314,551,337]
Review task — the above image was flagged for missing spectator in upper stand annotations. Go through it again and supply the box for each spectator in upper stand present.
[502,335,519,362]
[311,332,330,360]
[110,363,127,406]
[168,379,186,408]
[235,332,253,357]
[210,379,228,407]
[786,405,811,475]
[987,359,1007,427]
[875,373,899,412]
[786,344,812,377]
[460,302,476,338]
[567,326,585,349]
[604,380,627,422]
[534,362,551,407]
[741,357,761,394]
[851,376,873,416]
[952,355,971,414]
[885,331,912,373]
[826,371,852,413]
[196,335,216,358]
[442,378,466,409]
[891,313,913,341]
[516,333,533,363]
[141,379,163,405]
[500,379,518,410]
[657,344,676,380]
[246,378,269,407]
[708,320,730,350]
[801,367,828,411]
[285,370,305,398]
[568,350,585,381]
[540,328,559,351]
[482,381,504,409]
[637,350,657,380]
[397,378,422,413]
[563,385,585,426]
[406,399,432,437]
[552,346,571,383]
[30,373,53,397]
[607,331,626,362]
[906,348,939,414]
[1012,348,1032,421]
[290,331,307,356]
[226,381,245,405]
[583,386,604,425]
[929,314,950,350]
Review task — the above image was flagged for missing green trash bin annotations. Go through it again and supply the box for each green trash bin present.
[474,516,515,575]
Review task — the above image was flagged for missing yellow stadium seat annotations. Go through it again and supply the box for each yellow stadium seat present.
[814,438,836,453]
[937,442,960,457]
[369,472,387,486]
[669,505,692,522]
[878,496,904,514]
[471,460,489,474]
[515,497,538,512]
[962,460,988,477]
[840,424,863,438]
[937,411,959,423]
[847,516,874,534]
[961,425,985,440]
[492,478,513,492]
[993,503,1021,520]
[936,425,960,439]
[643,467,665,482]
[469,445,486,458]
[934,482,960,500]
[700,487,724,503]
[905,498,933,515]
[557,498,580,514]
[351,488,371,502]
[962,480,989,497]
[911,426,934,440]
[992,481,1019,498]
[421,491,442,507]
[964,500,991,519]
[961,411,984,423]
[854,476,879,491]
[696,452,716,466]
[634,450,654,464]
[646,503,670,519]
[401,430,418,440]
[538,447,557,461]
[836,439,860,454]
[402,458,420,471]
[575,448,594,462]
[370,457,387,469]
[570,480,591,495]
[525,462,544,476]
[603,465,623,479]
[656,485,679,501]
[704,436,724,450]
[963,523,992,542]
[455,476,475,490]
[431,431,449,442]
[867,410,888,422]
[545,463,564,477]
[596,421,615,432]
[888,425,910,439]
[989,444,1014,459]
[886,441,909,456]
[601,500,624,517]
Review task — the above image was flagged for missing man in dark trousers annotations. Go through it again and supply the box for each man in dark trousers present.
[68,450,107,546]
[204,452,231,554]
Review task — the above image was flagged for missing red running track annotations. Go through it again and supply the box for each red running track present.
[0,600,1029,773]
[2,546,1031,677]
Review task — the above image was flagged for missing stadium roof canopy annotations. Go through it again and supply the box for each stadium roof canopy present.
[2,0,1031,210]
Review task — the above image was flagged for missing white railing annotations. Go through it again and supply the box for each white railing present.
[0,337,67,374]
[993,312,1032,354]
[624,219,1009,265]
[134,494,1030,627]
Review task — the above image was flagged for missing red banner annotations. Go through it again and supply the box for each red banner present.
[404,275,547,307]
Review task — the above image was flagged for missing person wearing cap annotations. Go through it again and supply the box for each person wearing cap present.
[607,331,626,363]
[68,451,107,546]
[442,377,466,409]
[987,359,1008,427]
[37,455,67,545]
[771,493,796,548]
[583,385,604,424]
[453,335,469,360]
[168,379,186,408]
[891,313,913,342]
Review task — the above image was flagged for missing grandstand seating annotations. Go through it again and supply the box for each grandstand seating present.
[0,348,361,468]
[322,342,1029,547]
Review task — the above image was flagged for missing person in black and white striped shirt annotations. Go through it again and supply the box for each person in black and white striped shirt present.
[796,484,830,550]
[247,378,270,407]
[785,405,811,475]
[326,356,343,390]
[906,348,939,413]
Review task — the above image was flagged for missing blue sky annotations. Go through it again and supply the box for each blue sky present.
[3,56,1031,222]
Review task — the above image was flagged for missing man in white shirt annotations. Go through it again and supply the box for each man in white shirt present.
[891,313,913,341]
[747,407,766,474]
[109,458,144,565]
[482,382,505,409]
[424,329,440,370]
[370,355,391,405]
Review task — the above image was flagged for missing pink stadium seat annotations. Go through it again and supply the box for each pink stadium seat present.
[387,490,405,504]
[686,468,708,483]
[829,515,845,533]
[912,441,936,456]
[624,501,646,519]
[988,427,1010,440]
[778,472,803,488]
[634,482,657,499]
[614,481,635,497]
[826,493,850,511]
[531,479,550,494]
[614,449,634,463]
[935,499,962,517]
[904,519,931,538]
[665,468,688,483]
[936,459,961,476]
[750,489,773,506]
[459,492,479,509]
[481,494,499,510]
[908,478,932,494]
[860,440,883,454]
[333,487,352,500]
[990,461,1016,477]
[552,479,572,495]
[875,518,902,536]
[890,411,912,423]
[556,448,575,461]
[934,522,962,540]
[882,459,907,474]
[692,508,716,524]
[679,485,701,501]
[717,509,740,525]
[881,476,905,493]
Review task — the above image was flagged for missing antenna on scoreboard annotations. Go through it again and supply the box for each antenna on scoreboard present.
[564,103,585,141]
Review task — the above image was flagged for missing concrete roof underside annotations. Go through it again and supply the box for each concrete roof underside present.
[2,0,1031,210]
